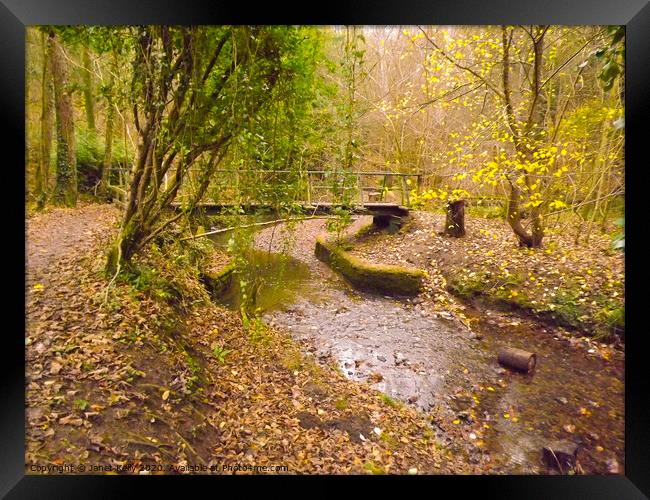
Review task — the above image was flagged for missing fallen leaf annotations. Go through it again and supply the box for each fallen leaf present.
[59,415,83,426]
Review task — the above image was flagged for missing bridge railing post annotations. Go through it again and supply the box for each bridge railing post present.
[357,174,363,206]
[401,176,411,207]
[306,171,312,205]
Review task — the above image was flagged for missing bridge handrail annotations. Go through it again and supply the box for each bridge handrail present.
[110,166,422,177]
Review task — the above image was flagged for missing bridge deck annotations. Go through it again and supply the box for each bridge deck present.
[171,202,410,217]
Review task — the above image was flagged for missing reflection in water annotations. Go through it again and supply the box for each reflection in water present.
[215,248,314,312]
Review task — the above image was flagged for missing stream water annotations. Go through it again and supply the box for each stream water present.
[209,218,624,474]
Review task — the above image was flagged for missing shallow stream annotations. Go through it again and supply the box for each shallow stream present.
[209,218,624,474]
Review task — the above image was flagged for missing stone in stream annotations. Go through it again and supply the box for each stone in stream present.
[542,441,580,472]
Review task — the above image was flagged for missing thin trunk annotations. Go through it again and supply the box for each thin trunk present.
[81,47,96,133]
[502,26,547,248]
[50,32,77,207]
[585,125,609,243]
[100,98,114,197]
[507,182,535,247]
[36,31,53,210]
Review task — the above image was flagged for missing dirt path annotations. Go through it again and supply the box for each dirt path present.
[26,204,119,274]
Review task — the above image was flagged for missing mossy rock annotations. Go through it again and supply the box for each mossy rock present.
[201,263,236,298]
[315,237,425,296]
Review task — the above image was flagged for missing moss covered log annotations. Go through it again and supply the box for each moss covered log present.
[315,236,425,296]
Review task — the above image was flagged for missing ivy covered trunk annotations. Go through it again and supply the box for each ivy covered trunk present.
[104,26,287,275]
[105,214,142,274]
[49,32,77,207]
[36,31,53,210]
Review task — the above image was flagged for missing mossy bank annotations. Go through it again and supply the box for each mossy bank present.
[314,236,426,296]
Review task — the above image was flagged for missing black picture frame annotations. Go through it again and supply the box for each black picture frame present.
[3,1,648,497]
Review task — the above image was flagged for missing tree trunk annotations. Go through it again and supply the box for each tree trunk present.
[105,217,141,275]
[104,26,280,274]
[99,89,115,198]
[36,31,53,210]
[81,47,95,133]
[507,183,541,247]
[50,32,77,207]
[501,26,547,249]
[444,199,466,237]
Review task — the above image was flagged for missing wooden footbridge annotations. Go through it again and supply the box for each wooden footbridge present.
[111,168,423,228]
[180,168,421,229]
[171,200,410,217]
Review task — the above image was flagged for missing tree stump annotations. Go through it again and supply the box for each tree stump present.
[498,347,537,373]
[444,200,466,237]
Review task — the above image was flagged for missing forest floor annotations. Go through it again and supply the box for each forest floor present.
[348,211,625,346]
[25,204,473,474]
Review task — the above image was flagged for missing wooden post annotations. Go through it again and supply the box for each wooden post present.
[444,199,467,237]
[306,171,312,204]
[381,174,388,201]
[403,176,411,207]
[357,174,363,205]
